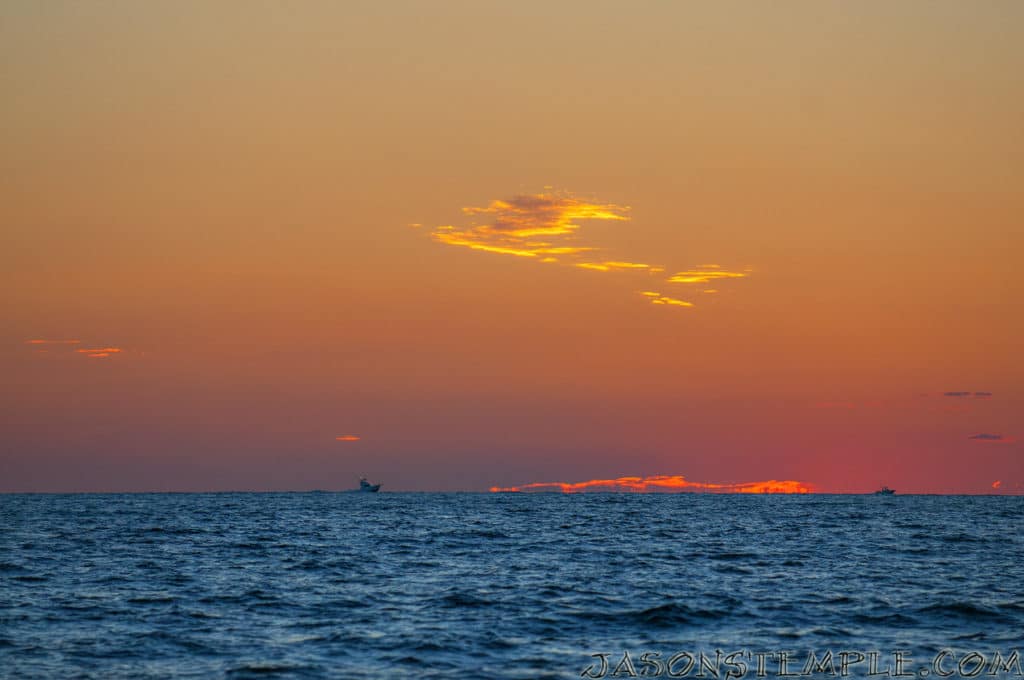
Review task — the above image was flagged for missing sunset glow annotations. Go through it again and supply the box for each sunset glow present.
[490,475,815,494]
[2,2,1021,495]
[6,7,1024,680]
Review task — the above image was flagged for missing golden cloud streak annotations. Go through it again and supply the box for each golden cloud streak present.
[336,435,361,442]
[490,474,815,494]
[26,339,81,345]
[641,292,694,308]
[431,192,628,259]
[667,269,748,284]
[424,190,752,310]
[76,347,124,358]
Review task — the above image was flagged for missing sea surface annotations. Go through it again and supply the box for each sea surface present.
[1,493,1022,679]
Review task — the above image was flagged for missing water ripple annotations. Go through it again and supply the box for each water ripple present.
[0,493,1022,678]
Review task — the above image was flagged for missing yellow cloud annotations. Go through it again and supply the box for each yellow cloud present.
[577,260,655,272]
[430,191,629,259]
[641,292,694,308]
[423,190,752,311]
[667,269,747,284]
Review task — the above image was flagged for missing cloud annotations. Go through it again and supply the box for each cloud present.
[576,261,659,272]
[490,474,815,494]
[667,266,749,284]
[967,433,1014,443]
[75,347,123,359]
[431,191,629,259]
[640,291,694,308]
[944,391,992,398]
[25,339,125,360]
[335,435,361,442]
[425,190,751,310]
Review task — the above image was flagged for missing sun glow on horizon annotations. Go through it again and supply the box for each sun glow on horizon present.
[489,474,815,494]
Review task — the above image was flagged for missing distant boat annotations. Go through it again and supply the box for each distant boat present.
[358,477,381,493]
[874,486,895,495]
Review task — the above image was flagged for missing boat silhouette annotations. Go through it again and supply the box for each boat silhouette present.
[358,476,381,493]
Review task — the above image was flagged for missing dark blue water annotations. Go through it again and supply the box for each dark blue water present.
[2,494,1022,678]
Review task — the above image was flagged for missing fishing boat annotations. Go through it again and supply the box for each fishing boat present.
[874,485,895,495]
[358,476,381,493]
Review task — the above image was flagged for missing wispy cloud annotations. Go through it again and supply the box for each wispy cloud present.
[667,265,749,284]
[967,433,1014,443]
[335,435,361,442]
[490,474,815,494]
[25,339,125,360]
[424,190,750,310]
[432,191,628,259]
[576,261,662,273]
[75,347,123,359]
[944,391,993,398]
[640,291,694,307]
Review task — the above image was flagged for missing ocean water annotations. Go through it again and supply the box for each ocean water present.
[1,493,1022,679]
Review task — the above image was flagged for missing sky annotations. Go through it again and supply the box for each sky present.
[2,2,1022,493]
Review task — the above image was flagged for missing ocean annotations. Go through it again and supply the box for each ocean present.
[1,493,1022,678]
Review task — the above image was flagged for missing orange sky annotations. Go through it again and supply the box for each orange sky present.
[2,2,1022,492]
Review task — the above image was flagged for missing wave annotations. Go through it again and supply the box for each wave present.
[916,601,1014,622]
